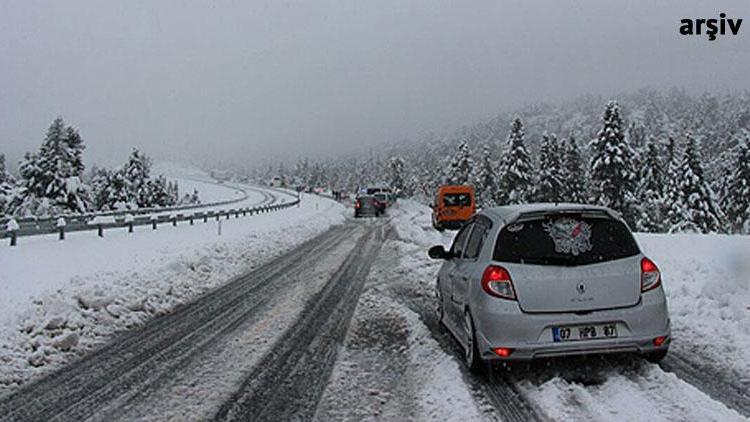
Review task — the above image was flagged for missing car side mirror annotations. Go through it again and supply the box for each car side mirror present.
[428,245,451,260]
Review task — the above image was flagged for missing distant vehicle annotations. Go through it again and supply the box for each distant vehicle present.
[269,176,284,187]
[428,203,670,373]
[354,195,385,218]
[365,186,390,195]
[431,185,475,231]
[373,192,389,206]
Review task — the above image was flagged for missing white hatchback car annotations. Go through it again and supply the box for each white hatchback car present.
[429,203,671,373]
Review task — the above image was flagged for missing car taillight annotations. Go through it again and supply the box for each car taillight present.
[492,347,514,357]
[481,265,516,300]
[355,201,360,209]
[641,257,661,292]
[653,336,667,347]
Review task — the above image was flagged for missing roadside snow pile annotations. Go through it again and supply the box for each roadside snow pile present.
[389,200,452,248]
[525,364,744,421]
[638,233,750,374]
[0,193,344,395]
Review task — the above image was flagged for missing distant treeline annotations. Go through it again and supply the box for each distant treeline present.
[278,88,750,234]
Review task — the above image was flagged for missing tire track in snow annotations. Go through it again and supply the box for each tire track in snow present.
[660,351,750,418]
[393,283,545,422]
[0,224,354,421]
[212,222,389,421]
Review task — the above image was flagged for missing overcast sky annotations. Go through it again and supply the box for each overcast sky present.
[1,0,749,170]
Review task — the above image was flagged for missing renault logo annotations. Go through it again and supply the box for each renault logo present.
[576,282,586,295]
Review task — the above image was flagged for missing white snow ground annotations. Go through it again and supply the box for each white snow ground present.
[0,192,345,394]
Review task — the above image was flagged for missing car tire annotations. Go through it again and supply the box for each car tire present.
[464,311,485,375]
[643,349,668,363]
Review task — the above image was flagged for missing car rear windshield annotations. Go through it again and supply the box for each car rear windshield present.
[493,215,639,266]
[443,193,471,207]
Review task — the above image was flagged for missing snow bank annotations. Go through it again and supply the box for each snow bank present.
[526,365,744,421]
[0,193,344,395]
[638,233,750,375]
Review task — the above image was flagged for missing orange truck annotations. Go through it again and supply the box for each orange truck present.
[431,185,476,231]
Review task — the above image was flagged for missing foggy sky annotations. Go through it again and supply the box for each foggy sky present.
[1,1,749,170]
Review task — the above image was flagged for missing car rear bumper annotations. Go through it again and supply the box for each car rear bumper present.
[473,291,670,361]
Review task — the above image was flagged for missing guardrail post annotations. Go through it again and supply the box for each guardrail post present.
[7,218,19,246]
[226,211,231,220]
[97,224,104,237]
[151,215,158,230]
[216,212,221,221]
[172,216,177,227]
[203,213,208,223]
[125,214,134,233]
[56,217,66,240]
[242,208,247,216]
[190,215,194,225]
[235,210,240,218]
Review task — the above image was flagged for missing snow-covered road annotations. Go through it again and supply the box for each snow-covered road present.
[0,190,343,395]
[1,198,749,421]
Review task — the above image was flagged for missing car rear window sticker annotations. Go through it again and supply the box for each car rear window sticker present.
[506,223,524,232]
[542,218,593,256]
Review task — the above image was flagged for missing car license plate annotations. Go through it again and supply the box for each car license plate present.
[552,323,617,342]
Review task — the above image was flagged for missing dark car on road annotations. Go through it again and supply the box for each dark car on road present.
[354,195,385,218]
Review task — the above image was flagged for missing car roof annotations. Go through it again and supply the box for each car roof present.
[438,185,474,193]
[481,203,619,224]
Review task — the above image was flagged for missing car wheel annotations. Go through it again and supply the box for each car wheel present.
[464,311,485,375]
[643,349,668,363]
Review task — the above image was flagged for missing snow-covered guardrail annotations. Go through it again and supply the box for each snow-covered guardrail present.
[0,178,251,233]
[2,198,300,246]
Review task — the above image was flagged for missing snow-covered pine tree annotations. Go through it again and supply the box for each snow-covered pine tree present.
[661,137,682,231]
[16,117,90,215]
[497,117,534,204]
[561,136,587,203]
[0,154,17,215]
[64,125,86,177]
[669,133,725,233]
[0,154,12,185]
[635,138,665,232]
[589,101,638,225]
[474,144,498,208]
[447,140,473,185]
[387,156,406,196]
[534,133,564,202]
[147,176,172,207]
[122,149,152,208]
[722,131,750,233]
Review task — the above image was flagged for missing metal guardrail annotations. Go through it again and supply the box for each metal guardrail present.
[0,179,251,228]
[3,198,301,246]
